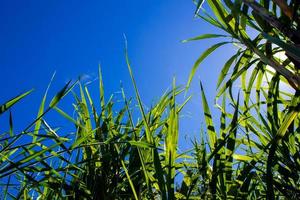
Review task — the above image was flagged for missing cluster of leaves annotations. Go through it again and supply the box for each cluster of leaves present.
[0,61,193,199]
[185,0,300,199]
[1,0,300,199]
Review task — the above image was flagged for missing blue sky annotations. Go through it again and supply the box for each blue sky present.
[0,0,235,149]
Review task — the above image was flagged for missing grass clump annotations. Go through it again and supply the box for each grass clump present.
[2,1,300,199]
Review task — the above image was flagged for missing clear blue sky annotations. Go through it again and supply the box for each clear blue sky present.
[0,0,235,149]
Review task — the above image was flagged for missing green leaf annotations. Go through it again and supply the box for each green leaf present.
[232,154,252,161]
[216,52,241,89]
[187,42,229,89]
[33,72,56,142]
[182,34,228,43]
[49,80,76,108]
[0,89,33,115]
[128,141,155,148]
[200,82,217,151]
[124,36,152,143]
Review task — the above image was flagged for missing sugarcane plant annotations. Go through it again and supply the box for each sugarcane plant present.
[1,0,300,199]
[187,0,300,199]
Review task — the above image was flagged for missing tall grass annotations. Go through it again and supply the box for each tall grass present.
[1,0,300,199]
[187,0,300,199]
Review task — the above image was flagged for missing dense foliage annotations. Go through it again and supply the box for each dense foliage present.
[1,0,300,199]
